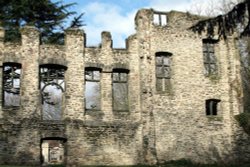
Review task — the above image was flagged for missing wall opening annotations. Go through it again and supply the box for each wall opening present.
[39,64,67,120]
[41,137,67,166]
[85,67,101,111]
[202,39,218,76]
[153,12,167,26]
[155,52,172,93]
[112,68,129,111]
[206,99,221,115]
[3,62,21,107]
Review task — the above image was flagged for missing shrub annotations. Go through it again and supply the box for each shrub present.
[235,112,250,135]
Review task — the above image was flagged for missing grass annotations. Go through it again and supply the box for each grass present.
[0,166,32,167]
[0,165,249,167]
[0,160,249,167]
[0,166,62,167]
[0,165,64,167]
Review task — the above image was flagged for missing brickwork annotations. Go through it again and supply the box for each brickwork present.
[0,9,249,166]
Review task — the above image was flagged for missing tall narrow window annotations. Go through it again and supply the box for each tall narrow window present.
[40,65,66,120]
[156,52,172,92]
[112,69,129,111]
[3,63,21,107]
[206,99,221,116]
[85,68,101,110]
[203,39,218,76]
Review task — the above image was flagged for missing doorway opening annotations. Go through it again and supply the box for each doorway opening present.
[41,137,67,166]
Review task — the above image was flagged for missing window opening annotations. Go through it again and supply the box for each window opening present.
[112,69,129,111]
[156,52,172,92]
[40,65,66,120]
[153,12,167,26]
[3,63,21,107]
[85,68,101,110]
[203,39,218,75]
[206,99,221,115]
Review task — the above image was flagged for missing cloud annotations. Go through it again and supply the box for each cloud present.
[81,0,238,48]
[148,0,191,12]
[82,2,136,48]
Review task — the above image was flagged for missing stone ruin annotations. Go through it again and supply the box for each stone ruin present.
[0,9,249,166]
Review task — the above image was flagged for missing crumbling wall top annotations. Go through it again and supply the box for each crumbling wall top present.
[135,8,207,31]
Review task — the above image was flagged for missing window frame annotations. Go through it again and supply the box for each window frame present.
[2,62,22,108]
[205,99,221,116]
[155,52,172,93]
[203,39,218,76]
[112,69,129,112]
[153,12,168,26]
[84,67,102,111]
[39,64,67,120]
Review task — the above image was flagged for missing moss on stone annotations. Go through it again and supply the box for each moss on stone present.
[208,74,220,83]
[207,116,223,122]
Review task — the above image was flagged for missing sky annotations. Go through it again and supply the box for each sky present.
[56,0,227,48]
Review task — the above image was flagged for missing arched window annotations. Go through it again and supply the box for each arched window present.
[112,69,129,111]
[155,52,172,92]
[206,99,221,116]
[85,67,101,111]
[40,64,66,120]
[3,63,21,107]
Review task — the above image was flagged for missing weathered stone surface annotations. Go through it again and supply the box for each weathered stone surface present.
[0,9,249,166]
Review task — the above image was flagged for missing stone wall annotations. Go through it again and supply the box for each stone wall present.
[0,8,249,166]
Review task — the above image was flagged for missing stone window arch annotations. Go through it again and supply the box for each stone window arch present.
[39,64,67,120]
[3,62,22,107]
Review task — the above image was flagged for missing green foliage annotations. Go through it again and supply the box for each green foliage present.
[235,112,250,135]
[0,166,32,167]
[0,165,64,167]
[0,0,84,44]
[77,159,250,166]
[47,165,65,167]
[4,28,21,43]
[1,160,250,167]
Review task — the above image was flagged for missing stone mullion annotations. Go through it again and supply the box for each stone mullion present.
[64,28,85,120]
[100,31,113,121]
[101,72,113,121]
[20,26,40,119]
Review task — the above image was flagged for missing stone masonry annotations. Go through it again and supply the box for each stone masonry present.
[0,9,250,166]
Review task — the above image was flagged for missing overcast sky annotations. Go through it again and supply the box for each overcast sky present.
[57,0,216,48]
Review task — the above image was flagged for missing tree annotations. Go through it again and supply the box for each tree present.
[0,0,84,44]
[190,0,250,38]
[189,0,243,17]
